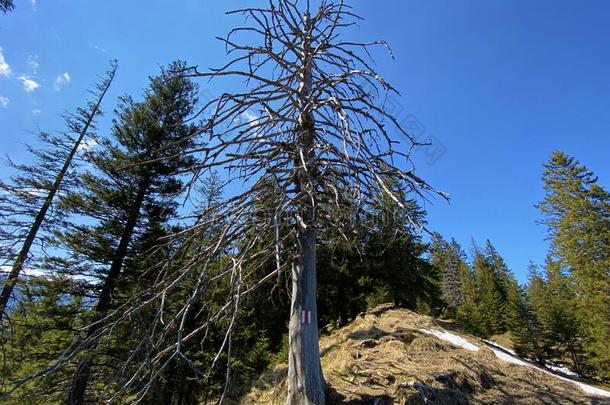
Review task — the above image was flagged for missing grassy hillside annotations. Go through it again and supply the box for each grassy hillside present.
[241,306,610,404]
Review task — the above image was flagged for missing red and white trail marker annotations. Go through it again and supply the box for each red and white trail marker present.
[301,310,312,325]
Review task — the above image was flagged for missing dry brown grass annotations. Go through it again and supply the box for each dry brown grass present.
[241,306,610,405]
[488,332,515,351]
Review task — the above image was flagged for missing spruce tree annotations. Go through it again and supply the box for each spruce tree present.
[507,262,546,364]
[61,61,199,404]
[483,241,511,298]
[364,184,438,312]
[544,259,586,375]
[537,150,610,379]
[483,240,517,332]
[0,62,117,320]
[0,276,85,403]
[452,245,484,335]
[429,235,466,316]
[472,248,504,337]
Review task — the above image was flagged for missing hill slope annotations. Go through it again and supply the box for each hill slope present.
[242,306,610,404]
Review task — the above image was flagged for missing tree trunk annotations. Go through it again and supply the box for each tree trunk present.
[285,10,325,404]
[286,226,325,405]
[0,65,116,320]
[66,174,150,405]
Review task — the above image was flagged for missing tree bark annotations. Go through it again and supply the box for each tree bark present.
[66,174,150,405]
[0,66,116,320]
[286,226,325,405]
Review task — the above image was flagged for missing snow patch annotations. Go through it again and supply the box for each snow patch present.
[551,371,610,398]
[488,346,529,366]
[482,340,610,398]
[482,340,527,365]
[419,328,480,352]
[547,364,579,378]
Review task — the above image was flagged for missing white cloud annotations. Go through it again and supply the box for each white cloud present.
[53,72,70,91]
[0,47,11,77]
[0,96,8,109]
[32,108,42,114]
[242,110,257,122]
[27,54,39,74]
[241,110,260,129]
[18,75,40,92]
[93,44,108,54]
[79,138,98,151]
[0,265,47,278]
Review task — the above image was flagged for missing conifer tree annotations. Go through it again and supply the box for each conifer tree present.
[454,249,483,335]
[364,184,438,311]
[0,275,85,403]
[537,150,610,379]
[543,259,586,375]
[482,240,516,331]
[0,62,117,320]
[472,248,504,337]
[429,235,466,316]
[483,241,511,298]
[524,259,585,374]
[526,261,554,359]
[507,262,546,364]
[6,3,442,402]
[61,61,199,404]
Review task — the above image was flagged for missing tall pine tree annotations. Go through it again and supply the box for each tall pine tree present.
[61,61,199,404]
[0,62,117,320]
[537,150,610,379]
[506,265,546,365]
[429,235,466,316]
[472,247,504,337]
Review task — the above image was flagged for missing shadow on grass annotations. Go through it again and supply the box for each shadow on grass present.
[326,384,394,405]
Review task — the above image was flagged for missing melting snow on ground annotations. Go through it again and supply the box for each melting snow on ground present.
[482,338,610,398]
[482,340,528,366]
[418,328,479,352]
[547,364,579,378]
[565,377,610,398]
[421,328,610,398]
[488,346,529,366]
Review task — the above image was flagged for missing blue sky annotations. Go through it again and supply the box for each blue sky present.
[1,0,609,282]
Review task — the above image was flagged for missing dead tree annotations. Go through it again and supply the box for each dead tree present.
[173,1,444,403]
[0,61,117,321]
[0,0,14,14]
